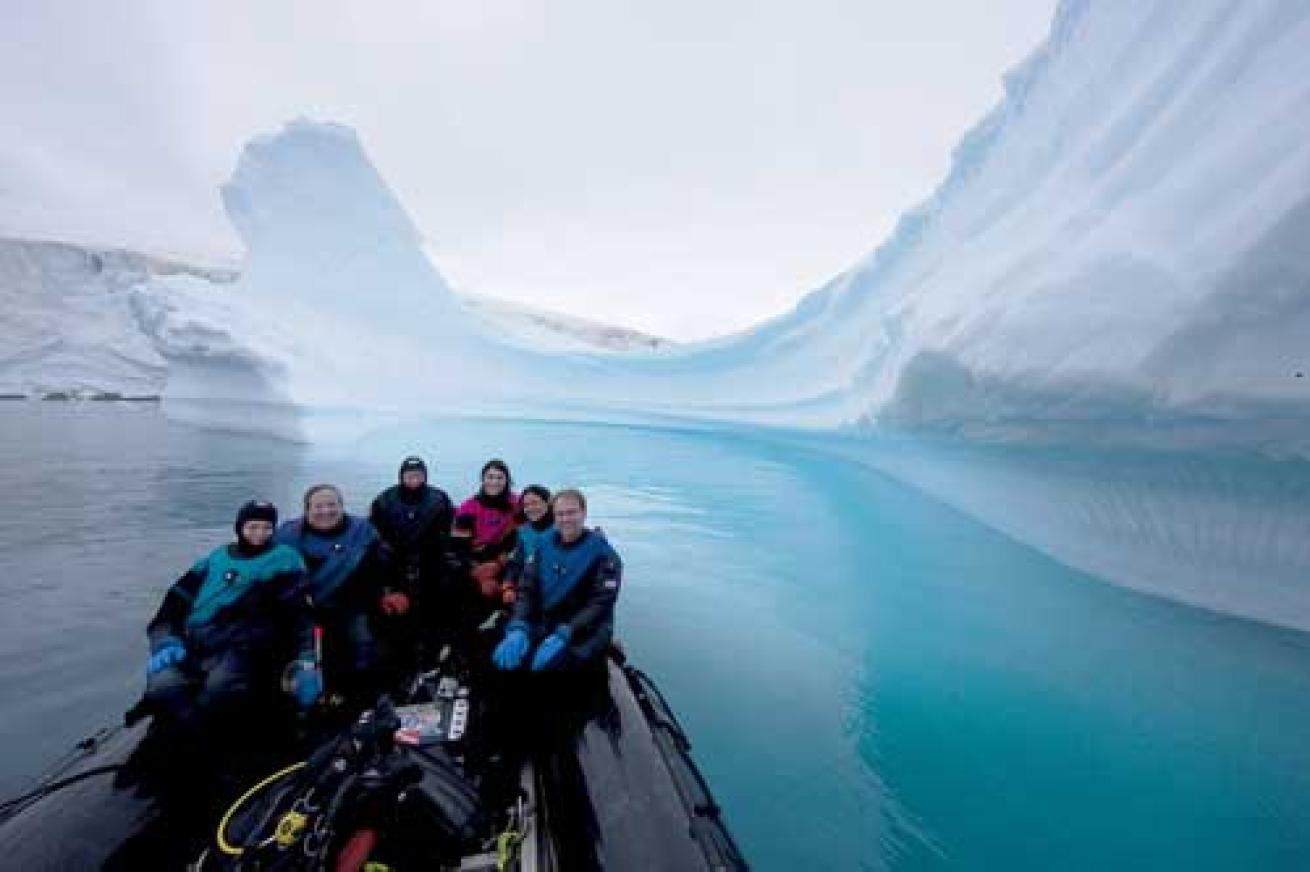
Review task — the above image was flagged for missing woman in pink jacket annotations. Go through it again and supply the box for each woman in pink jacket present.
[453,458,520,605]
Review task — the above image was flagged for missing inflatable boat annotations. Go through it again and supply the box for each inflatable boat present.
[0,644,747,870]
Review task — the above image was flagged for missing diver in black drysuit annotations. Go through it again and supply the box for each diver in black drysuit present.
[369,456,464,667]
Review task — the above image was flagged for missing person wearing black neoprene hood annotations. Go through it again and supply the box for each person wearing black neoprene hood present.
[369,455,463,664]
[144,500,319,740]
[369,457,460,611]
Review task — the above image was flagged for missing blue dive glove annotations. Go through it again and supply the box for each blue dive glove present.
[530,626,572,671]
[146,637,186,675]
[492,625,529,670]
[292,662,323,708]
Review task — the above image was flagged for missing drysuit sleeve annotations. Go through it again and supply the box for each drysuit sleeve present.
[429,493,455,536]
[564,547,623,645]
[503,538,527,586]
[368,495,389,541]
[509,549,543,628]
[269,563,315,658]
[452,509,476,536]
[146,558,209,644]
[374,537,399,578]
[424,494,465,581]
[353,537,397,611]
[496,527,520,562]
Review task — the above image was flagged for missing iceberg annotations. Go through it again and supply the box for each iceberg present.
[10,0,1310,629]
[135,121,793,434]
[136,0,1310,456]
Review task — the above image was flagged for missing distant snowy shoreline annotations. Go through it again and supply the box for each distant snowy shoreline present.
[0,233,674,401]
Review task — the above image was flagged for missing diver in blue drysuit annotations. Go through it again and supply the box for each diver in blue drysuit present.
[488,488,622,871]
[144,501,321,733]
[492,488,621,673]
[275,484,394,708]
[501,484,554,598]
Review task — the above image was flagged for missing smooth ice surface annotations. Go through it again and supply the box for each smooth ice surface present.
[2,404,1309,869]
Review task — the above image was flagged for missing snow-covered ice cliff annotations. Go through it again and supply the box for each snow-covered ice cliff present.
[0,237,232,397]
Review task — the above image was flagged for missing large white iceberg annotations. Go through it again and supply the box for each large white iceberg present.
[10,0,1310,629]
[137,0,1310,455]
[122,0,1310,632]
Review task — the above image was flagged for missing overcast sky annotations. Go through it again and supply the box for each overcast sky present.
[3,1,1053,339]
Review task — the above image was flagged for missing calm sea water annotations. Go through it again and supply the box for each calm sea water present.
[1,403,1308,869]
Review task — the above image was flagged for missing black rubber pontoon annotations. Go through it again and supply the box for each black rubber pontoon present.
[0,651,748,871]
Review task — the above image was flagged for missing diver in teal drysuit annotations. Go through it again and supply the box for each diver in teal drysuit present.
[144,500,321,732]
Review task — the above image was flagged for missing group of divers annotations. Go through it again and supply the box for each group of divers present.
[142,456,620,745]
[1,455,756,871]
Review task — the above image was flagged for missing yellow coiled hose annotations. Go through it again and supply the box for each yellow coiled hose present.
[216,761,308,856]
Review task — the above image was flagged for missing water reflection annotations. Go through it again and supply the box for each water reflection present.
[2,404,1309,869]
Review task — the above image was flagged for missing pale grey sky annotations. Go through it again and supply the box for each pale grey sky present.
[3,1,1053,339]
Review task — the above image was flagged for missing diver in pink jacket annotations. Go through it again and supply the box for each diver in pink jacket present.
[453,458,520,605]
